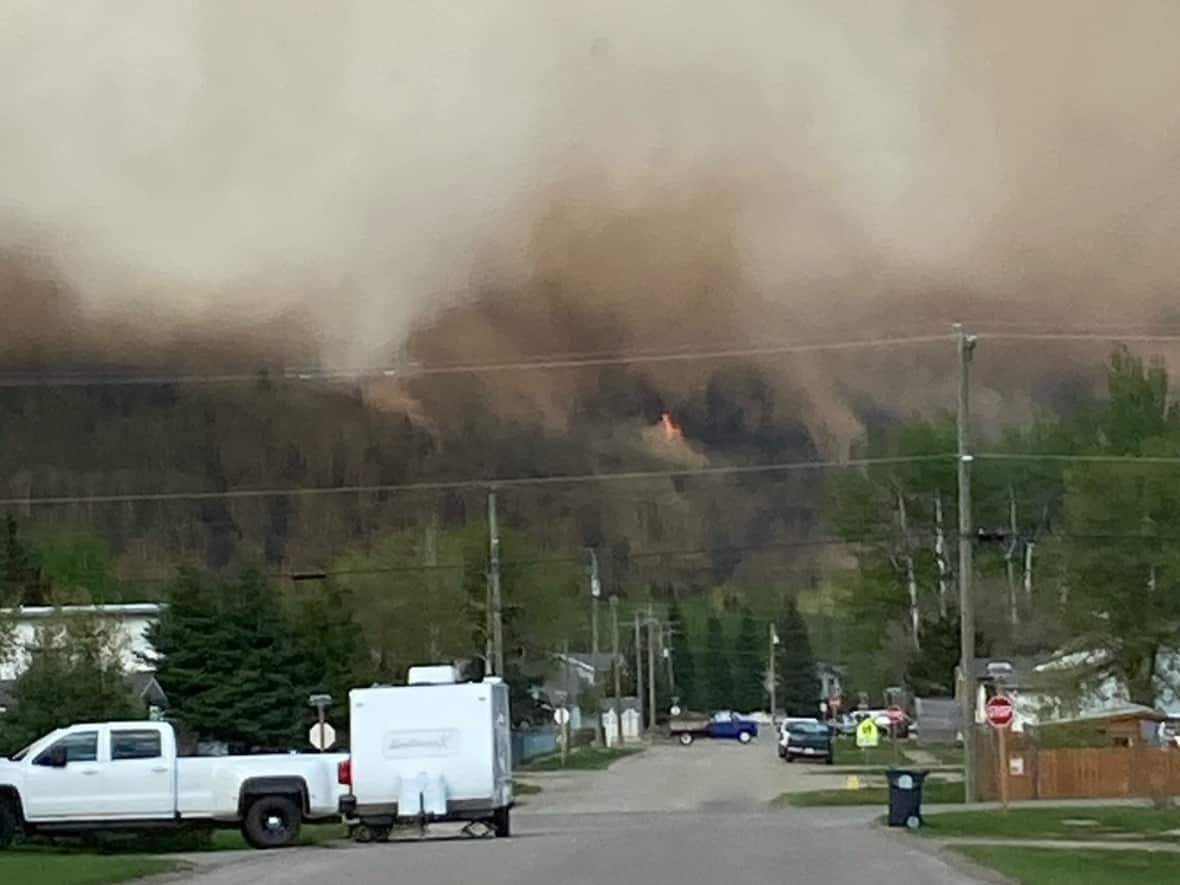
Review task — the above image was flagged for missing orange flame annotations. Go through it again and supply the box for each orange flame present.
[660,412,684,441]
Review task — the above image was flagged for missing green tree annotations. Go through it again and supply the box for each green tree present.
[147,570,310,749]
[777,598,820,716]
[288,579,372,732]
[0,613,138,753]
[732,606,764,712]
[1,515,48,606]
[905,615,962,696]
[1052,350,1180,706]
[666,599,697,710]
[703,614,733,709]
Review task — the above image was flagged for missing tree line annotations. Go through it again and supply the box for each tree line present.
[829,348,1180,709]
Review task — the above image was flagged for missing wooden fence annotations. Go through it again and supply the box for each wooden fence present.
[977,730,1180,801]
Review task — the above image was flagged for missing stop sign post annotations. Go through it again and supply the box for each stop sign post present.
[986,695,1015,809]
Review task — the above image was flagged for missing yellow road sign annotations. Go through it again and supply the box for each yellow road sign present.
[856,716,880,748]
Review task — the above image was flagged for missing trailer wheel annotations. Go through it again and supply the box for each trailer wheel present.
[678,732,694,746]
[738,731,752,745]
[493,806,511,838]
[0,801,17,850]
[242,795,302,849]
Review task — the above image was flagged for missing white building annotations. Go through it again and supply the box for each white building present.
[0,603,162,681]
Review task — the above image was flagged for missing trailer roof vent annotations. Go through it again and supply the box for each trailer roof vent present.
[407,665,461,685]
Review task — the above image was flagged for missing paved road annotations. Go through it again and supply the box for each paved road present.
[170,742,983,885]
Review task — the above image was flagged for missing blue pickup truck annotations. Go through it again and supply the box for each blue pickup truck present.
[669,711,759,746]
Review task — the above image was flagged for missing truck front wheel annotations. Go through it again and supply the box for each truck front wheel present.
[493,806,511,838]
[0,801,17,850]
[242,795,302,849]
[678,733,694,746]
[738,731,752,745]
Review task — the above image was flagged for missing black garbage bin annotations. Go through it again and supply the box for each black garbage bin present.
[886,769,929,829]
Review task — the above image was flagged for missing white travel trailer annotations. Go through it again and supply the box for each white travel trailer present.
[338,666,513,840]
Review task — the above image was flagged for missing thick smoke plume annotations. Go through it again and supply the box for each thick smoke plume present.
[4,2,1180,446]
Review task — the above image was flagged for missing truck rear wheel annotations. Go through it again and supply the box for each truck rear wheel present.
[493,806,511,838]
[678,732,694,746]
[242,795,302,849]
[0,801,17,850]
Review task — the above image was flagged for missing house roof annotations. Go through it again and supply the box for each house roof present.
[554,652,617,672]
[0,673,166,712]
[0,604,163,619]
[1032,704,1167,727]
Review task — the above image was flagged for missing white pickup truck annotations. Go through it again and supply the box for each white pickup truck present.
[0,721,347,849]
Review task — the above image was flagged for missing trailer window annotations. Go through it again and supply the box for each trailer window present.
[112,730,163,760]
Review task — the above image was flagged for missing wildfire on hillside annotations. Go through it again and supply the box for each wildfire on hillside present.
[660,412,684,442]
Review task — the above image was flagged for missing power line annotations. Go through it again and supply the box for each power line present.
[979,332,1180,345]
[0,333,952,388]
[977,452,1180,466]
[0,453,954,507]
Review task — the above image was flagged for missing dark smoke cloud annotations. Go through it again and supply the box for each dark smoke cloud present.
[4,2,1180,448]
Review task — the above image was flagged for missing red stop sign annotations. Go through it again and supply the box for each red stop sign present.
[986,695,1015,729]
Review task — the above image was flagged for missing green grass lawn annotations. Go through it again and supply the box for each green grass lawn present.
[955,846,1180,885]
[517,747,641,772]
[917,743,965,766]
[0,854,181,885]
[922,806,1180,842]
[772,779,965,808]
[832,737,914,767]
[15,823,347,856]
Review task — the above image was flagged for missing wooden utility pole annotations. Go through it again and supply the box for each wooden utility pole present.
[956,323,978,804]
[664,621,675,696]
[588,548,603,745]
[647,604,657,733]
[487,490,504,676]
[768,622,778,718]
[1006,487,1019,626]
[611,596,622,746]
[634,611,644,732]
[561,639,571,766]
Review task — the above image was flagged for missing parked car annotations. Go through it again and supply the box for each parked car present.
[669,711,759,746]
[779,719,835,764]
[829,714,857,736]
[339,665,513,841]
[0,721,346,850]
[854,709,911,739]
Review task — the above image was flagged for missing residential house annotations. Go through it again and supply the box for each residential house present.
[0,604,168,717]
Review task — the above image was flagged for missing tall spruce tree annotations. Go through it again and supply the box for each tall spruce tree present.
[776,598,820,716]
[704,614,733,709]
[666,599,697,710]
[732,606,764,712]
[289,579,371,731]
[148,570,310,749]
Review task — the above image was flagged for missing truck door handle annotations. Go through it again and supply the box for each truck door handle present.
[81,769,100,776]
[151,767,168,774]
